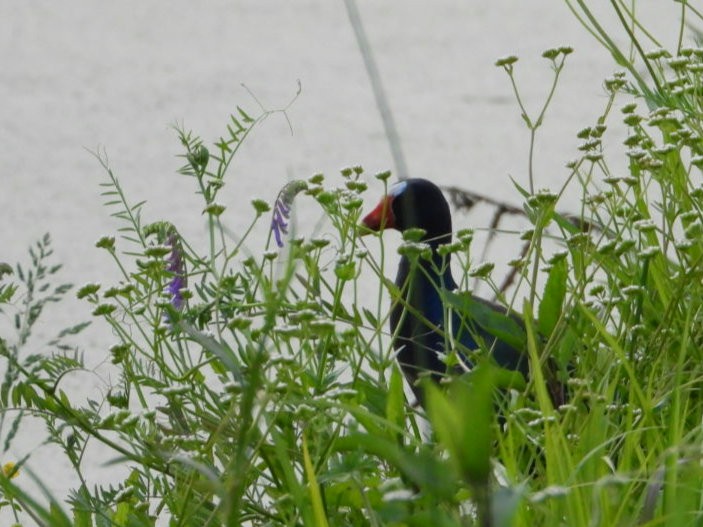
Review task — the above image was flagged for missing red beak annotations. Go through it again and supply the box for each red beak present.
[361,195,396,233]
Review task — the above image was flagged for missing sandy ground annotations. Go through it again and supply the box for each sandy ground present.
[0,1,687,521]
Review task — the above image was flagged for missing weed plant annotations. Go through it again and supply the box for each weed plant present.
[2,3,703,526]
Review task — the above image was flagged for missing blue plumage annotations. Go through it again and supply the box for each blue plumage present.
[362,178,529,402]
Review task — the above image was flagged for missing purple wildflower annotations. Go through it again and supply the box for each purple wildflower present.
[271,180,307,248]
[271,201,289,248]
[166,232,187,311]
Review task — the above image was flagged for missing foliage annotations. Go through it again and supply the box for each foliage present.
[2,3,703,526]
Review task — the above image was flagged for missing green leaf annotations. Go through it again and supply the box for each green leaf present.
[0,283,17,303]
[424,366,494,487]
[385,365,405,442]
[237,105,255,123]
[333,433,455,498]
[178,322,243,383]
[510,176,531,199]
[73,506,93,527]
[57,321,92,338]
[408,510,459,527]
[0,474,72,527]
[302,433,329,527]
[443,291,526,350]
[112,501,131,525]
[362,307,379,327]
[538,258,567,337]
[551,211,583,235]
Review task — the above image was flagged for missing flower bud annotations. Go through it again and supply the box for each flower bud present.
[93,303,117,316]
[495,55,519,67]
[251,199,271,215]
[203,203,226,216]
[375,170,392,182]
[77,283,101,299]
[95,236,116,251]
[469,262,494,278]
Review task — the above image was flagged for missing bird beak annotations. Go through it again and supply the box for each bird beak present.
[360,195,396,235]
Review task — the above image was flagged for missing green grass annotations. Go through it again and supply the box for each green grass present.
[2,3,703,526]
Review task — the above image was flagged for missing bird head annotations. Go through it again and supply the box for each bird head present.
[361,178,452,245]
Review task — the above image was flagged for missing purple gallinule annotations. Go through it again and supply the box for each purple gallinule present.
[361,178,532,403]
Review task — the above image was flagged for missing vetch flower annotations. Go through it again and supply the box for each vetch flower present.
[144,222,189,322]
[271,180,308,248]
[166,232,187,311]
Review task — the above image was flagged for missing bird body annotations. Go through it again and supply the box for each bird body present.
[361,178,529,401]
